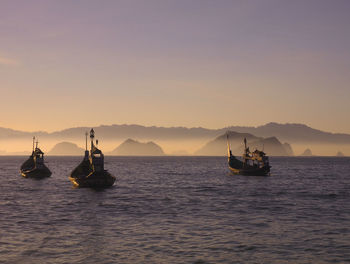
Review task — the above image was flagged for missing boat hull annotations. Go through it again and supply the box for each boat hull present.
[20,167,52,179]
[69,171,116,188]
[229,165,270,176]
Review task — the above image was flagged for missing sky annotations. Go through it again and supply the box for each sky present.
[0,0,350,133]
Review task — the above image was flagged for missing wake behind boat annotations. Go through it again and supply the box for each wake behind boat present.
[69,129,116,188]
[20,137,52,178]
[227,135,271,176]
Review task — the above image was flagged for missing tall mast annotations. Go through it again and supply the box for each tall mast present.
[90,129,95,151]
[85,132,88,151]
[32,136,35,152]
[244,137,249,163]
[226,132,231,157]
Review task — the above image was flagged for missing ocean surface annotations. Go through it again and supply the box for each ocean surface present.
[0,156,349,264]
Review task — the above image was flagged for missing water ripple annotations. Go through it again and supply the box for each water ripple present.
[0,156,350,263]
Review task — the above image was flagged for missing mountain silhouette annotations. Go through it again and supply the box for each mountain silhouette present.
[225,122,350,144]
[1,122,350,145]
[0,127,47,139]
[300,148,313,156]
[48,142,85,155]
[195,131,292,156]
[283,143,294,156]
[109,139,164,156]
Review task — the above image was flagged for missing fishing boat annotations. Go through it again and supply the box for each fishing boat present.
[20,137,52,178]
[227,135,271,176]
[69,129,116,188]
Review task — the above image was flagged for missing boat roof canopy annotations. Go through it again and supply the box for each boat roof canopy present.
[252,149,266,156]
[91,146,102,155]
[34,148,44,155]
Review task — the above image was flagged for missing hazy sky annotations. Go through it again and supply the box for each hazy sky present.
[1,0,350,133]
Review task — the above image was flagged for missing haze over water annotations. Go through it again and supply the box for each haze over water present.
[1,156,349,263]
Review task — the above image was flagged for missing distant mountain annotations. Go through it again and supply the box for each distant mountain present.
[283,143,294,156]
[301,149,313,156]
[48,125,220,141]
[336,151,344,157]
[195,131,292,156]
[48,142,84,155]
[0,127,48,139]
[1,122,350,144]
[225,123,350,144]
[195,131,259,156]
[109,139,164,156]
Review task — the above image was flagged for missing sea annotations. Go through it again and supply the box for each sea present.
[0,156,349,264]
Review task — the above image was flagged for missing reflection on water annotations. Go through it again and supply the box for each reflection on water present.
[0,156,350,263]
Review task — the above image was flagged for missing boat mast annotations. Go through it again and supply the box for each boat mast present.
[90,129,95,151]
[85,132,88,151]
[226,132,231,157]
[243,137,248,165]
[32,136,35,152]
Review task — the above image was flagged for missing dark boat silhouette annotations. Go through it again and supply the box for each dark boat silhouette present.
[227,134,271,176]
[69,129,116,188]
[20,137,52,178]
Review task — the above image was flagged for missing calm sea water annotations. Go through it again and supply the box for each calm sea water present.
[0,156,349,264]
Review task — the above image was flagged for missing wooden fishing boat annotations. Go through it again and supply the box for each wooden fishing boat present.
[227,135,271,176]
[69,129,116,188]
[20,137,52,178]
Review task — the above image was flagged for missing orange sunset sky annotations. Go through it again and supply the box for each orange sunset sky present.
[1,0,350,133]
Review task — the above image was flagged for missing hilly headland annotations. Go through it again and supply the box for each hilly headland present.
[1,123,349,156]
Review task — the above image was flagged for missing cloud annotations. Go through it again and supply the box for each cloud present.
[0,56,19,66]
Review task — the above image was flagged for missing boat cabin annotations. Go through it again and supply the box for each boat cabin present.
[243,149,269,168]
[32,139,46,168]
[90,146,104,172]
[89,129,104,172]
